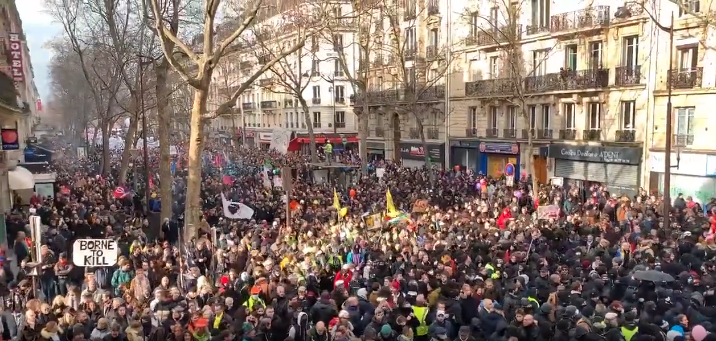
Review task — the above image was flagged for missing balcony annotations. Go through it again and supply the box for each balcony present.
[465,35,478,46]
[409,128,420,139]
[260,101,277,109]
[615,130,636,142]
[503,129,516,138]
[583,129,602,141]
[312,97,321,105]
[550,6,610,35]
[357,85,446,106]
[426,46,438,59]
[335,122,346,128]
[476,25,523,47]
[486,128,498,138]
[538,129,553,139]
[559,129,577,140]
[669,68,703,89]
[259,78,273,87]
[466,128,478,137]
[427,128,439,139]
[427,1,439,15]
[466,78,514,98]
[242,102,255,110]
[525,69,609,93]
[372,56,384,67]
[525,25,549,35]
[521,129,536,139]
[405,47,417,61]
[313,122,322,128]
[375,127,385,137]
[615,65,642,86]
[673,134,694,146]
[257,54,270,64]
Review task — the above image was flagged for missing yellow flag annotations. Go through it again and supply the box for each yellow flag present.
[333,188,342,211]
[386,189,398,214]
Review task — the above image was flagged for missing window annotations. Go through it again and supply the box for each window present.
[620,101,636,130]
[289,112,294,128]
[284,114,289,127]
[333,34,343,52]
[335,111,345,127]
[679,46,698,70]
[565,45,578,70]
[470,12,479,37]
[468,106,477,130]
[429,28,439,46]
[332,5,342,18]
[312,85,321,98]
[489,106,498,129]
[377,76,383,90]
[528,105,537,129]
[313,112,322,128]
[564,103,575,129]
[405,67,416,87]
[469,59,479,81]
[489,56,499,78]
[675,107,695,146]
[679,0,700,16]
[587,102,601,129]
[334,85,345,102]
[622,36,639,68]
[405,27,417,51]
[334,59,344,77]
[311,59,320,76]
[489,7,498,27]
[532,50,547,76]
[541,105,551,129]
[531,0,550,28]
[507,106,516,129]
[589,41,602,69]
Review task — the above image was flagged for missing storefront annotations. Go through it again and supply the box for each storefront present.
[236,128,256,146]
[450,141,479,171]
[295,133,359,154]
[366,142,385,161]
[548,144,642,199]
[400,142,445,168]
[258,132,272,150]
[649,152,716,204]
[479,142,520,178]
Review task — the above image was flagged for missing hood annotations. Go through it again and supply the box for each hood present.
[41,328,62,339]
[125,326,142,338]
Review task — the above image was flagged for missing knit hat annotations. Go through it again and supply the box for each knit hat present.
[380,325,392,335]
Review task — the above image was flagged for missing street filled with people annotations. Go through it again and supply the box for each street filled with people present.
[3,139,716,341]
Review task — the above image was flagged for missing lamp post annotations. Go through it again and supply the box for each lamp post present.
[138,54,154,213]
[614,6,680,228]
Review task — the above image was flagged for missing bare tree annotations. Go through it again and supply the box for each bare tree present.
[319,0,382,169]
[145,0,323,235]
[463,0,558,189]
[379,1,457,169]
[251,21,320,162]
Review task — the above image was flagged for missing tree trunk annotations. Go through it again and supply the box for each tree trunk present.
[101,122,110,176]
[298,99,318,163]
[118,115,139,184]
[183,86,208,240]
[155,62,174,224]
[359,100,369,170]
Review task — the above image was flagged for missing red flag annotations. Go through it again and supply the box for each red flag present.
[113,186,128,199]
[25,237,32,249]
[149,177,154,189]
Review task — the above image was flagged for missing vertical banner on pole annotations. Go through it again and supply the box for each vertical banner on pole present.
[505,163,515,187]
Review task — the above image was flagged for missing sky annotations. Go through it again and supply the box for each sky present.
[16,0,62,102]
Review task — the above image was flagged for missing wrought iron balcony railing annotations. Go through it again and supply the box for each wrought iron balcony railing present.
[466,78,515,97]
[486,128,498,138]
[559,129,577,140]
[669,68,703,89]
[583,129,602,141]
[466,128,478,137]
[503,129,516,138]
[615,129,636,142]
[550,6,610,34]
[525,69,609,93]
[615,65,642,86]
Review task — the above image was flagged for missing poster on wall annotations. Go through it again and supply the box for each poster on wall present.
[1,128,19,150]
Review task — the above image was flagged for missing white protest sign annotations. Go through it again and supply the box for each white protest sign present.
[270,128,292,154]
[72,239,119,267]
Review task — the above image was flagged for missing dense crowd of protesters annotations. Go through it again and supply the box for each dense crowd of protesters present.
[2,138,716,341]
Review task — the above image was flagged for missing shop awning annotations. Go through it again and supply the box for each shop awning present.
[8,166,35,190]
[297,136,359,143]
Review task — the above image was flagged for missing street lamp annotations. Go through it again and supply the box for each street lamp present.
[614,6,681,229]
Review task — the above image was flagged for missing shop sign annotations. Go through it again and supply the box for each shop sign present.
[8,33,23,82]
[1,128,19,150]
[548,144,641,165]
[479,142,519,155]
[650,152,709,176]
[236,128,255,138]
[259,133,272,141]
[366,142,384,149]
[400,143,445,162]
